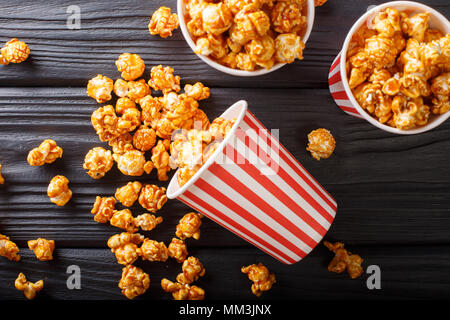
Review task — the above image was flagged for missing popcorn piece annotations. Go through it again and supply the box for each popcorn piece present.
[83,147,114,179]
[27,139,63,166]
[236,52,256,71]
[108,133,133,154]
[87,74,114,103]
[184,82,210,101]
[315,0,327,6]
[271,1,306,34]
[0,164,4,184]
[401,12,430,42]
[353,82,392,123]
[113,149,150,176]
[138,184,168,213]
[148,65,181,94]
[133,125,157,152]
[176,212,203,240]
[161,278,205,300]
[0,38,30,64]
[391,96,430,130]
[0,234,20,261]
[168,238,188,263]
[209,117,236,140]
[110,209,138,233]
[119,265,150,299]
[176,256,205,284]
[202,2,233,35]
[241,263,276,297]
[192,109,211,130]
[324,241,364,279]
[431,73,450,115]
[107,232,144,265]
[117,107,141,132]
[115,97,136,115]
[27,238,55,261]
[134,213,163,231]
[115,181,142,207]
[91,105,119,142]
[149,6,179,38]
[138,239,169,262]
[47,175,72,206]
[114,79,129,97]
[140,95,164,126]
[115,53,145,81]
[91,196,116,223]
[230,4,271,45]
[126,79,151,102]
[306,128,336,161]
[15,273,43,300]
[151,139,171,181]
[275,33,305,63]
[372,7,402,38]
[245,35,276,69]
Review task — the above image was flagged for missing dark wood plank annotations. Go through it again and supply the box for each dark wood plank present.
[0,0,447,88]
[1,245,449,300]
[0,87,449,247]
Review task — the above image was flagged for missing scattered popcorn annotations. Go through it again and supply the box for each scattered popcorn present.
[110,209,138,233]
[47,175,72,206]
[0,234,20,261]
[91,105,119,142]
[109,132,133,155]
[0,38,30,65]
[134,213,163,231]
[15,273,43,300]
[115,181,142,207]
[83,147,114,179]
[274,33,305,64]
[151,139,171,181]
[126,79,151,102]
[119,265,150,299]
[184,82,210,101]
[138,239,169,262]
[241,263,276,297]
[87,74,114,103]
[0,164,3,184]
[117,107,141,132]
[306,128,336,161]
[176,256,205,284]
[148,65,181,94]
[107,232,144,265]
[27,238,55,261]
[168,238,188,263]
[91,196,116,223]
[161,278,205,300]
[114,79,129,97]
[115,97,136,115]
[27,139,63,166]
[133,125,157,152]
[115,53,145,81]
[176,212,203,240]
[113,149,151,176]
[149,6,179,38]
[138,184,168,213]
[324,241,364,279]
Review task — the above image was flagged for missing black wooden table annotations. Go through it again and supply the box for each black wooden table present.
[0,0,449,300]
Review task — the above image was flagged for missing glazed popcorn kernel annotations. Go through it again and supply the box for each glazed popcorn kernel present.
[176,212,203,240]
[107,232,144,265]
[245,35,276,69]
[117,107,141,133]
[209,117,236,139]
[110,209,138,233]
[116,97,136,115]
[168,238,188,263]
[27,139,63,166]
[27,238,55,261]
[149,6,179,39]
[133,125,157,152]
[126,79,151,102]
[148,65,181,94]
[109,133,133,155]
[0,234,20,261]
[115,53,145,81]
[113,149,150,176]
[134,213,163,231]
[271,1,307,34]
[241,263,276,297]
[176,256,206,285]
[431,72,450,115]
[161,278,205,300]
[184,82,210,101]
[115,181,142,207]
[151,139,171,181]
[83,147,114,179]
[114,79,129,98]
[91,196,117,223]
[91,105,119,142]
[202,2,233,35]
[306,128,336,161]
[138,239,169,262]
[274,33,305,64]
[47,175,72,207]
[324,241,364,279]
[0,38,30,64]
[0,164,4,184]
[119,265,150,299]
[138,184,168,213]
[15,273,43,300]
[87,74,114,103]
[140,95,164,126]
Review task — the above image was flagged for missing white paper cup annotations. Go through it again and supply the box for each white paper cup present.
[167,101,337,264]
[177,0,315,77]
[329,1,450,135]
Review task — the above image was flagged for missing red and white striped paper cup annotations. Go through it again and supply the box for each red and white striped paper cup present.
[167,101,337,264]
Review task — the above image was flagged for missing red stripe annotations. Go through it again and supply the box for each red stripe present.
[243,113,337,213]
[182,190,297,264]
[234,127,333,228]
[330,55,341,72]
[338,105,360,115]
[209,161,317,248]
[331,90,349,100]
[328,71,342,86]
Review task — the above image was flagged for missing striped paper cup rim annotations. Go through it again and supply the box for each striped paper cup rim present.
[167,100,248,199]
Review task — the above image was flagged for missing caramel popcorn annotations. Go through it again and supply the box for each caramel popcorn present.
[161,278,205,300]
[138,239,169,262]
[148,65,181,94]
[83,147,114,179]
[91,105,119,142]
[107,232,144,265]
[176,212,203,240]
[306,128,336,161]
[176,256,205,284]
[115,181,142,207]
[119,265,150,299]
[116,97,136,115]
[87,74,114,103]
[110,209,138,233]
[133,125,157,152]
[324,241,364,279]
[151,139,171,181]
[113,149,151,176]
[115,53,145,81]
[27,238,55,261]
[15,273,43,300]
[0,234,20,261]
[114,79,129,97]
[117,107,141,132]
[91,196,117,223]
[431,72,450,115]
[271,2,306,34]
[27,139,63,166]
[274,33,305,63]
[168,238,188,263]
[108,133,133,155]
[140,95,164,126]
[149,6,179,38]
[209,117,236,139]
[0,164,4,184]
[0,38,30,64]
[184,82,210,101]
[47,175,72,206]
[134,213,163,231]
[126,79,151,102]
[241,263,276,297]
[202,2,233,35]
[138,184,168,213]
